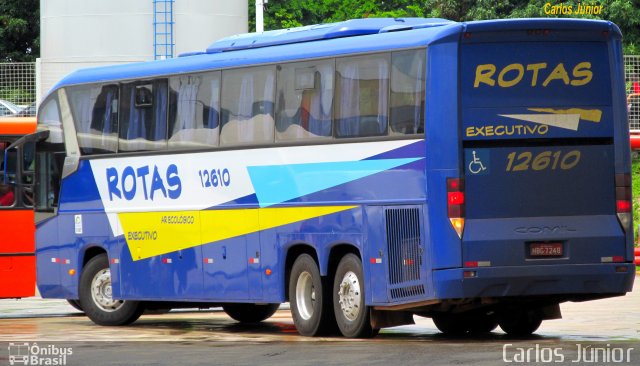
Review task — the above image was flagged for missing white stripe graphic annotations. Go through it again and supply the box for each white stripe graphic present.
[499,114,581,131]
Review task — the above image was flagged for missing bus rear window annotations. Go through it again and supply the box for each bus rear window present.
[461,41,612,141]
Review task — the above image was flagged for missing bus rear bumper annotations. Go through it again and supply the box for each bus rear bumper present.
[432,263,635,300]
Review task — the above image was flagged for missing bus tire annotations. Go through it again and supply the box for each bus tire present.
[468,313,498,334]
[79,254,143,326]
[289,254,334,336]
[432,314,469,336]
[498,310,543,336]
[223,303,280,323]
[333,254,376,338]
[66,299,83,312]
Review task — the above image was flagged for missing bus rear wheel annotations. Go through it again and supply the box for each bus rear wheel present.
[223,303,280,323]
[468,312,498,334]
[498,310,543,336]
[79,254,143,326]
[289,254,334,336]
[333,254,377,338]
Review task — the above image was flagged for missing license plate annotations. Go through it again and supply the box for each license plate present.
[529,242,563,257]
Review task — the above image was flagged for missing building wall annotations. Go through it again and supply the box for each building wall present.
[39,0,247,100]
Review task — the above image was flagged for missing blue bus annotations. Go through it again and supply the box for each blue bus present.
[7,17,634,337]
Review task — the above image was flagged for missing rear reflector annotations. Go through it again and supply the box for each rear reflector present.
[601,256,624,263]
[447,178,465,238]
[464,261,491,268]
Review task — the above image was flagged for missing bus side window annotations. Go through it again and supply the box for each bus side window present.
[0,141,16,207]
[220,66,275,146]
[390,50,425,135]
[119,80,168,152]
[168,72,221,149]
[69,84,119,154]
[275,61,333,142]
[336,54,390,138]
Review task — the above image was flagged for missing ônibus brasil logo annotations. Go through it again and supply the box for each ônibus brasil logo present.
[7,342,73,365]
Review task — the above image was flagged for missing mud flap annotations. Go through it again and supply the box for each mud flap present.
[540,303,562,320]
[370,309,415,329]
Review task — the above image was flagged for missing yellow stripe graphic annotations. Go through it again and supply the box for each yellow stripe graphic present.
[120,206,357,261]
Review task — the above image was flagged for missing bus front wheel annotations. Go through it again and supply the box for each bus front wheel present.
[66,299,83,312]
[432,313,468,335]
[289,254,334,336]
[79,254,143,326]
[333,254,377,338]
[223,303,280,323]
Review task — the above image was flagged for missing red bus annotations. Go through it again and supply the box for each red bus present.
[0,116,36,298]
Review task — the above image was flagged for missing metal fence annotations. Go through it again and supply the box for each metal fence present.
[626,55,640,131]
[0,62,36,116]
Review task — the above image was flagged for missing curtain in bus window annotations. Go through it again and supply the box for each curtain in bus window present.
[336,55,389,137]
[153,82,168,142]
[120,80,168,152]
[263,72,275,118]
[125,88,148,142]
[390,50,425,135]
[304,67,332,136]
[92,88,117,135]
[69,87,99,134]
[338,63,360,136]
[168,72,220,149]
[275,61,333,142]
[221,66,275,146]
[174,76,200,138]
[207,76,220,130]
[69,85,118,154]
[238,74,254,121]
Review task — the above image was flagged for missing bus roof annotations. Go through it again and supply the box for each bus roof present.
[49,17,618,94]
[204,18,453,53]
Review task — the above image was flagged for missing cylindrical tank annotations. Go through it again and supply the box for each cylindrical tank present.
[39,0,247,100]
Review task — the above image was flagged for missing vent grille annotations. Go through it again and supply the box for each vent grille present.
[385,207,423,300]
[390,285,425,299]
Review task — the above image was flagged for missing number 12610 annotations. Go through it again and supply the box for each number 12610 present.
[198,168,231,188]
[506,150,581,172]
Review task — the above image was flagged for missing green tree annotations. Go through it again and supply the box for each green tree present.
[0,0,39,61]
[248,0,639,54]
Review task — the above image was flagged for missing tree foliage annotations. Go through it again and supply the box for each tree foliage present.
[0,0,39,61]
[249,0,640,54]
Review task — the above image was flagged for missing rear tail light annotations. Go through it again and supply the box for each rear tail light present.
[615,173,632,231]
[447,178,465,238]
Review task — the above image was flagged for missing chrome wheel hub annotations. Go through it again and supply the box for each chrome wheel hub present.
[338,271,361,321]
[91,268,124,312]
[296,271,316,320]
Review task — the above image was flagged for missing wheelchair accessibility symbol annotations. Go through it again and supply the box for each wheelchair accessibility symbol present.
[465,149,490,175]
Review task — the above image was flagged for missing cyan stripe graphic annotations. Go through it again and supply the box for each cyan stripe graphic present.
[247,158,421,207]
